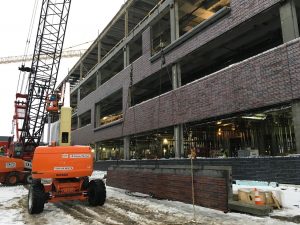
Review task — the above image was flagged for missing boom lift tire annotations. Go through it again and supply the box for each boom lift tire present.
[24,173,32,184]
[88,179,106,206]
[28,179,45,214]
[82,176,89,190]
[5,172,19,186]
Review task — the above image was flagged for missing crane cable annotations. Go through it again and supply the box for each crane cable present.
[17,0,39,94]
[63,40,93,50]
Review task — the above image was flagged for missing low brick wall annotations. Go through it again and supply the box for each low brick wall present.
[96,156,300,185]
[107,165,231,212]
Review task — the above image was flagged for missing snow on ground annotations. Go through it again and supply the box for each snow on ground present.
[0,185,83,225]
[0,186,25,225]
[0,171,299,225]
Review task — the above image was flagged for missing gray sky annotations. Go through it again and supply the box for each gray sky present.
[0,0,124,136]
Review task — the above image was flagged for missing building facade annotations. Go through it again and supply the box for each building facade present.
[57,0,300,160]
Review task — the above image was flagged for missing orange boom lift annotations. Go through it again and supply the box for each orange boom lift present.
[28,82,106,214]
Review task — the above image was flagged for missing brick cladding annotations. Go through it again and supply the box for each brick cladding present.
[123,40,300,135]
[107,168,229,212]
[72,0,294,144]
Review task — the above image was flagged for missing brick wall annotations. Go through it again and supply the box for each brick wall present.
[107,166,231,212]
[123,39,300,135]
[96,156,300,185]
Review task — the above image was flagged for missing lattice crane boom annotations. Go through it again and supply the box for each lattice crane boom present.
[15,0,72,155]
[0,49,85,65]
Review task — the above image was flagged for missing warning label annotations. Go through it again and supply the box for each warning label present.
[69,154,91,159]
[5,162,16,169]
[62,154,69,158]
[54,166,74,171]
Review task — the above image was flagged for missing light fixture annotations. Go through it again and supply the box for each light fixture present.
[217,121,222,125]
[217,128,222,136]
[242,114,266,120]
[163,138,169,145]
[231,125,236,131]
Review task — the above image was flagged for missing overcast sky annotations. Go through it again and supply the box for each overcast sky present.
[0,0,125,136]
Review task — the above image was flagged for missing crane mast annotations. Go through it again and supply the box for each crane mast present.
[15,0,72,157]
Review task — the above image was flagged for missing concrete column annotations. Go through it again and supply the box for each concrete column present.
[94,142,98,161]
[123,136,130,160]
[172,63,182,89]
[292,102,300,154]
[170,0,183,158]
[80,63,84,80]
[95,104,100,128]
[77,88,81,103]
[172,63,183,158]
[123,45,130,68]
[96,70,102,88]
[77,88,81,128]
[174,125,184,158]
[170,0,180,42]
[97,41,102,64]
[77,116,81,129]
[280,0,299,42]
[125,9,129,38]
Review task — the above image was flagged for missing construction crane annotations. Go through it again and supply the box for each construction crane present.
[16,0,72,157]
[0,49,86,65]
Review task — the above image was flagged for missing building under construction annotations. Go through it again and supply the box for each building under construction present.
[57,0,300,160]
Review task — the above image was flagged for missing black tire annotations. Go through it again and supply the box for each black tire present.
[28,179,45,214]
[88,179,106,206]
[82,176,89,190]
[5,172,19,186]
[24,173,32,184]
